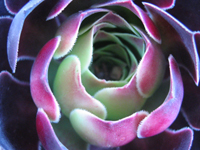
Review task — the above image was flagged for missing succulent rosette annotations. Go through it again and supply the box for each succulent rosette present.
[1,0,200,149]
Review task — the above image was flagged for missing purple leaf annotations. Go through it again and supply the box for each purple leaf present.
[7,0,44,73]
[144,2,200,85]
[0,71,38,150]
[30,37,61,122]
[121,128,193,150]
[181,68,200,130]
[4,0,29,14]
[137,55,183,138]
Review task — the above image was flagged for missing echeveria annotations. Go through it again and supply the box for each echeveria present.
[0,0,200,150]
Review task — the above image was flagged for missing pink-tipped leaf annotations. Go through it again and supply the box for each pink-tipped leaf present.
[94,0,161,43]
[31,37,61,122]
[54,8,108,59]
[136,42,166,98]
[144,2,200,85]
[53,55,107,119]
[94,74,146,120]
[70,109,148,147]
[137,55,184,138]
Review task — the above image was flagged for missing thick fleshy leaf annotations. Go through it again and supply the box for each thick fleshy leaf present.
[47,0,72,20]
[0,71,38,150]
[137,55,183,138]
[121,128,193,150]
[136,41,166,97]
[7,0,44,73]
[54,8,108,59]
[36,109,68,150]
[94,0,161,43]
[31,37,61,122]
[4,0,28,14]
[94,75,146,120]
[144,2,200,85]
[181,69,200,130]
[82,69,126,96]
[53,55,107,119]
[70,109,148,147]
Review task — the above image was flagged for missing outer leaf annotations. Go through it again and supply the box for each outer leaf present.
[0,71,38,150]
[137,55,183,138]
[31,37,61,122]
[4,0,28,14]
[70,109,148,147]
[7,0,44,73]
[181,69,200,130]
[144,2,200,85]
[121,127,193,150]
